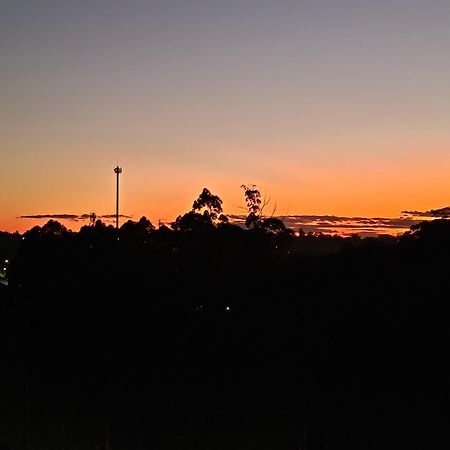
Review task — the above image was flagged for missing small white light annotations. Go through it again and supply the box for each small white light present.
[225,306,230,311]
[4,260,8,263]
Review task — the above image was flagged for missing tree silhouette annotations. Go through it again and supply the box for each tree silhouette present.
[41,219,69,236]
[172,188,228,231]
[192,187,228,224]
[3,192,450,449]
[241,184,287,234]
[120,216,155,238]
[79,219,115,238]
[23,220,69,238]
[241,184,263,229]
[260,217,289,235]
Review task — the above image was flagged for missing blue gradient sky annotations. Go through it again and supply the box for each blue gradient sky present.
[1,0,450,231]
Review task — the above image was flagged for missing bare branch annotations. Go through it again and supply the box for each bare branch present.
[270,201,277,217]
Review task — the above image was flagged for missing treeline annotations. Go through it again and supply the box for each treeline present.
[0,189,449,449]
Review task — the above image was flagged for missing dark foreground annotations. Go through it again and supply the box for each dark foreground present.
[0,219,449,449]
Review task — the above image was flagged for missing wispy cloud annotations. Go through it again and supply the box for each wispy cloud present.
[229,214,422,237]
[18,213,132,221]
[280,216,420,235]
[18,214,82,221]
[401,207,450,217]
[99,214,132,219]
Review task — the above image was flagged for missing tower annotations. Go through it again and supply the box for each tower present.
[114,166,122,230]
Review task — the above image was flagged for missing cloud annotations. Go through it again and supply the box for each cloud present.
[18,214,81,221]
[401,207,450,217]
[229,214,422,236]
[99,214,132,219]
[18,213,132,221]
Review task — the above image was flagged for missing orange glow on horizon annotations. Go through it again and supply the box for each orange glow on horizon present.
[2,129,450,234]
[2,154,449,234]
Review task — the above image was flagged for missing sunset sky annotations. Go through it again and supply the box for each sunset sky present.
[1,0,450,232]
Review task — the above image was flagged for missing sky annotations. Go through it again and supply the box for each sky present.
[1,0,450,232]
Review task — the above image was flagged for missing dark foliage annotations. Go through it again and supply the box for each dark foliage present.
[0,217,449,449]
[172,188,229,231]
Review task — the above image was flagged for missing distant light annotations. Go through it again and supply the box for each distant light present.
[2,268,6,271]
[4,260,8,263]
[225,306,230,311]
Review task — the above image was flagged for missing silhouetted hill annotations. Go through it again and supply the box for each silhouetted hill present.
[0,219,449,449]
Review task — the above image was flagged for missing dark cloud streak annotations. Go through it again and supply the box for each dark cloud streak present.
[230,214,420,230]
[401,207,450,217]
[18,213,132,221]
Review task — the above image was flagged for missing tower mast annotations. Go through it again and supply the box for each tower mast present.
[114,166,122,230]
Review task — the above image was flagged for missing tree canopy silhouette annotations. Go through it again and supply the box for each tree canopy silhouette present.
[241,184,288,234]
[1,191,450,450]
[172,187,228,231]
